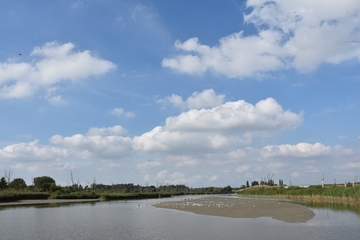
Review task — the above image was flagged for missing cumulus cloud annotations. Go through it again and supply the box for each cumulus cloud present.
[87,125,128,136]
[134,98,303,153]
[50,126,132,160]
[109,108,135,118]
[157,89,225,109]
[0,41,116,99]
[261,142,353,159]
[162,1,360,78]
[0,140,68,162]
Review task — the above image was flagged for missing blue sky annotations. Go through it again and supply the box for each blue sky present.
[1,0,360,187]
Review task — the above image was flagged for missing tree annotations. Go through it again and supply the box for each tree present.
[267,173,275,186]
[8,178,27,190]
[221,185,232,193]
[246,181,250,188]
[0,177,7,190]
[4,169,13,184]
[33,176,56,191]
[251,181,259,186]
[279,179,283,186]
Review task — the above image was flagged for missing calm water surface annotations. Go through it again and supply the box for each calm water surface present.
[0,195,359,240]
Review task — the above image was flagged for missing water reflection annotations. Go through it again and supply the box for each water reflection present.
[295,200,360,216]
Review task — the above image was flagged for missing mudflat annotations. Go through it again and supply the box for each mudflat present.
[153,196,315,223]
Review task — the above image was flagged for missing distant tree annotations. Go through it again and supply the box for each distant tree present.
[221,185,232,193]
[8,178,27,190]
[4,169,13,184]
[251,181,259,187]
[33,176,56,191]
[246,181,250,188]
[279,179,283,186]
[267,173,275,186]
[0,177,7,189]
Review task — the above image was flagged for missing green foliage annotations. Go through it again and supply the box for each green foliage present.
[221,185,232,193]
[8,178,27,190]
[237,185,360,199]
[33,176,56,191]
[0,190,50,202]
[51,191,99,199]
[0,177,7,190]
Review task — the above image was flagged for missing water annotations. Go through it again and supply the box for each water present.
[0,195,359,240]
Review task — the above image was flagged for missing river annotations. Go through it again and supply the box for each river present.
[0,195,359,240]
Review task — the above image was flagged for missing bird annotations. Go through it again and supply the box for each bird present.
[19,54,21,56]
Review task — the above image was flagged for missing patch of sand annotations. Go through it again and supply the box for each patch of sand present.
[153,196,315,223]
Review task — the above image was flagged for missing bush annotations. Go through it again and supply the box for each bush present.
[8,178,27,190]
[33,176,56,191]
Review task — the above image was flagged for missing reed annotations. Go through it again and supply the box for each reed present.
[0,190,50,202]
[237,185,360,200]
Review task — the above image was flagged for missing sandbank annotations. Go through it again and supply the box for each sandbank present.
[153,196,315,223]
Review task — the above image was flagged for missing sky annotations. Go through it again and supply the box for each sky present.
[1,0,360,188]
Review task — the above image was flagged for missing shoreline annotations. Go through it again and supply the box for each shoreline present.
[153,196,315,223]
[0,199,101,207]
[238,194,360,206]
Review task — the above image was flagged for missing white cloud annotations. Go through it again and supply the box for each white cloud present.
[235,165,251,173]
[292,172,301,178]
[137,161,161,171]
[305,165,320,174]
[336,162,360,170]
[50,126,132,160]
[109,108,135,118]
[0,140,68,162]
[157,89,225,109]
[209,175,219,181]
[0,41,116,99]
[175,159,199,167]
[268,162,288,171]
[134,98,303,154]
[165,97,302,133]
[157,170,168,179]
[144,174,150,182]
[87,125,128,136]
[261,142,353,159]
[163,1,360,78]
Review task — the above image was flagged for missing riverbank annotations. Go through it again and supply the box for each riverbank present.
[236,185,360,206]
[153,196,315,223]
[245,194,360,206]
[0,198,101,207]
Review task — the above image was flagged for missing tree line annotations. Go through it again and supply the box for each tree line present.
[0,170,233,194]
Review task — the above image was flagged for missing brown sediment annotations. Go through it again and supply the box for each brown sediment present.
[0,199,100,207]
[153,196,315,223]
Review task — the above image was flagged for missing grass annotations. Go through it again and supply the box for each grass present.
[236,185,360,200]
[0,189,186,202]
[0,190,50,202]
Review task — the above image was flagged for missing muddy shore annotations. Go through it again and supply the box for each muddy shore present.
[153,196,315,223]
